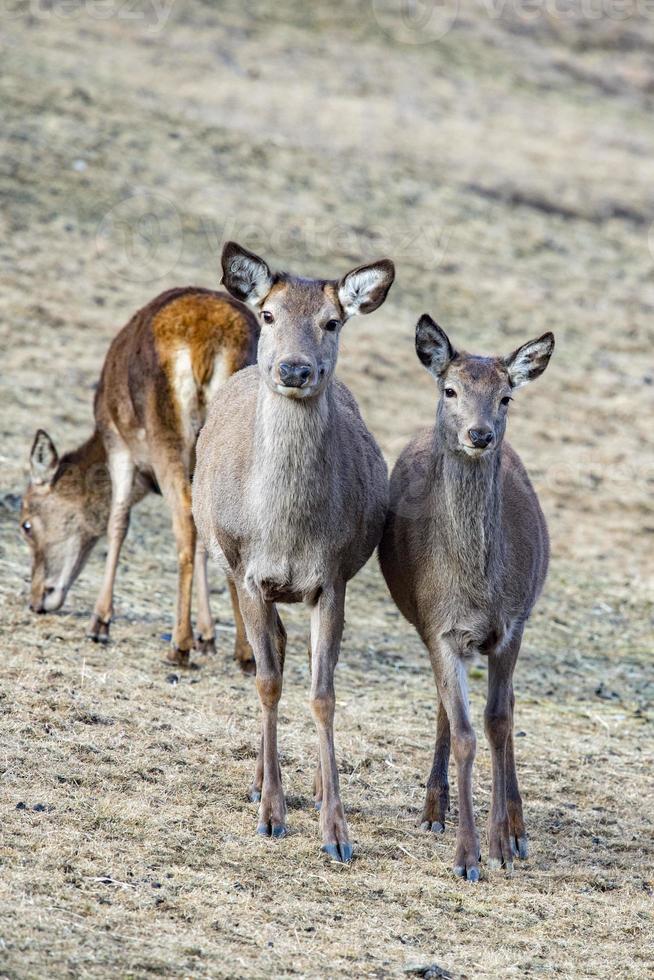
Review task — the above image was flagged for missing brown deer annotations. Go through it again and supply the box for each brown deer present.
[379,315,554,882]
[192,242,394,861]
[21,287,259,669]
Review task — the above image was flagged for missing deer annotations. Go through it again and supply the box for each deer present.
[192,241,395,862]
[378,315,554,882]
[21,286,260,670]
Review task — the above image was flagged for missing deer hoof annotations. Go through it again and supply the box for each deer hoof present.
[167,647,190,666]
[421,820,445,834]
[513,835,529,860]
[322,842,353,864]
[194,635,216,655]
[454,864,480,883]
[237,655,256,676]
[249,788,261,803]
[257,821,287,839]
[87,616,110,643]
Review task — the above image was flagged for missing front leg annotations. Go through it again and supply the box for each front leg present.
[485,631,524,871]
[236,586,287,838]
[87,446,134,643]
[193,538,216,654]
[427,632,479,882]
[309,581,351,863]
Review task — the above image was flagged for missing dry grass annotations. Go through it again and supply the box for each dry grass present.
[1,2,653,977]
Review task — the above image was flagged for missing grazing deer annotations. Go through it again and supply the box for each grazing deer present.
[21,287,259,669]
[192,242,394,861]
[379,315,554,881]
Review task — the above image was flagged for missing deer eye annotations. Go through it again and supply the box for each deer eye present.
[261,310,274,324]
[444,388,457,399]
[324,319,340,333]
[21,520,32,534]
[501,396,512,406]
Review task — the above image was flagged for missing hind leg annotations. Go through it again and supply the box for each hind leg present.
[227,577,256,674]
[505,683,528,859]
[420,698,451,834]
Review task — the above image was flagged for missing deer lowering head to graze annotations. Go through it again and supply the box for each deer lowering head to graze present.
[21,287,259,669]
[379,315,554,882]
[192,242,394,862]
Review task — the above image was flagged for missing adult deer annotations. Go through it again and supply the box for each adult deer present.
[192,242,394,861]
[379,315,554,881]
[21,287,259,669]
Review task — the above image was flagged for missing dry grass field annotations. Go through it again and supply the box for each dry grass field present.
[1,1,653,977]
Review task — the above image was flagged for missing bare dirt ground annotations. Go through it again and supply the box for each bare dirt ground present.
[1,2,653,977]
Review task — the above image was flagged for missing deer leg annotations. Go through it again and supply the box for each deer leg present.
[193,538,215,654]
[310,581,351,863]
[156,466,195,665]
[420,698,451,834]
[306,640,323,810]
[505,682,528,859]
[227,577,256,675]
[237,588,286,836]
[87,447,134,643]
[485,636,522,872]
[428,636,479,881]
[249,610,285,803]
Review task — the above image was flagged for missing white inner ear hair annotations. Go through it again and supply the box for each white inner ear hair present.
[231,255,271,305]
[509,342,546,388]
[339,267,383,316]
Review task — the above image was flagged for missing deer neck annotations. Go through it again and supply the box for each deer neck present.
[250,383,333,538]
[433,437,505,590]
[64,429,112,536]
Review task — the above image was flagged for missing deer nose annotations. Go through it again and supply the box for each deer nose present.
[278,360,313,388]
[468,427,494,449]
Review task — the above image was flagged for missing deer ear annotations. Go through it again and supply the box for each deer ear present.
[221,241,274,306]
[415,314,455,376]
[504,332,554,389]
[337,259,395,317]
[30,429,59,485]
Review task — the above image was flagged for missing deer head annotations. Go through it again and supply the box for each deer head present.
[221,241,395,400]
[21,430,105,612]
[415,315,554,459]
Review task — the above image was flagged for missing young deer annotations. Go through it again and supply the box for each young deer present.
[192,242,394,861]
[379,316,554,882]
[21,287,259,669]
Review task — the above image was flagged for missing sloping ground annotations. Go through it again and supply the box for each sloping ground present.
[0,2,652,977]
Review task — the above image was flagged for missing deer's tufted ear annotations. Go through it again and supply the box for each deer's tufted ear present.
[221,241,274,306]
[30,429,59,485]
[415,314,455,377]
[337,259,395,317]
[504,332,555,389]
